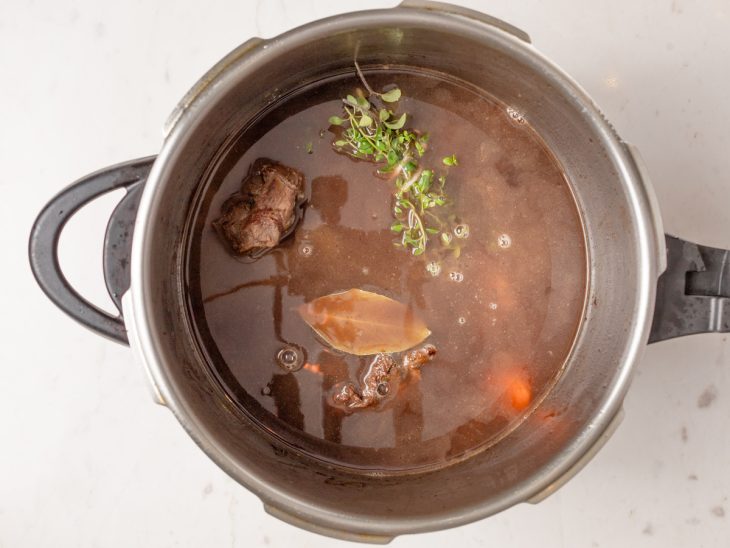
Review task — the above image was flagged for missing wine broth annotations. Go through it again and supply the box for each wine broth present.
[186,69,587,472]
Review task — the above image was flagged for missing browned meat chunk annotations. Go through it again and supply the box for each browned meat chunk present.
[334,354,397,409]
[333,344,437,409]
[214,159,305,256]
[402,344,437,370]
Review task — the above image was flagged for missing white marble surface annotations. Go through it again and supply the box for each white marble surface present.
[2,0,729,546]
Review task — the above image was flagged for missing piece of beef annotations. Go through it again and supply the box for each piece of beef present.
[214,158,305,256]
[333,344,437,410]
[334,354,397,409]
[402,344,437,370]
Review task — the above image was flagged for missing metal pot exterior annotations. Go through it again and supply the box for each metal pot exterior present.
[125,3,664,541]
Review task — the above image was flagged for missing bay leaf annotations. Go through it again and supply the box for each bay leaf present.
[298,288,430,355]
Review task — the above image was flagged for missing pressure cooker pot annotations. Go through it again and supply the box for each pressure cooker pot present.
[29,2,729,542]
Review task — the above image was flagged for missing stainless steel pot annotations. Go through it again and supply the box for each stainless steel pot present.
[28,1,729,542]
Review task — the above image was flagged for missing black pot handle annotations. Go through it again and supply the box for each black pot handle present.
[649,235,730,343]
[28,156,156,345]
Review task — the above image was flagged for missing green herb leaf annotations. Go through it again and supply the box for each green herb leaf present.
[442,154,459,166]
[386,149,398,165]
[384,113,407,130]
[358,142,374,153]
[305,141,313,154]
[418,170,433,192]
[325,76,464,258]
[380,88,402,103]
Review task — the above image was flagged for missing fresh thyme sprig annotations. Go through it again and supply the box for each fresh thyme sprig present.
[327,75,462,257]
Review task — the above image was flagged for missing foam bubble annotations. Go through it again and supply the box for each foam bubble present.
[449,271,464,283]
[498,234,512,248]
[276,346,304,372]
[426,261,441,277]
[506,106,526,124]
[453,224,470,239]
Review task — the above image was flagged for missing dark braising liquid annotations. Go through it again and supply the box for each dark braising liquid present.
[186,69,587,472]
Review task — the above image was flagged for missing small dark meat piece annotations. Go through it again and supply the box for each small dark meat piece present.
[214,158,305,256]
[334,354,397,409]
[402,344,437,370]
[334,344,437,410]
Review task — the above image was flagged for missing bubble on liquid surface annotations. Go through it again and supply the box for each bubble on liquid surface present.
[261,385,272,396]
[426,261,441,277]
[449,271,464,283]
[497,234,512,248]
[457,316,467,325]
[488,302,498,310]
[453,224,470,239]
[506,106,526,124]
[276,345,304,372]
[299,243,314,256]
